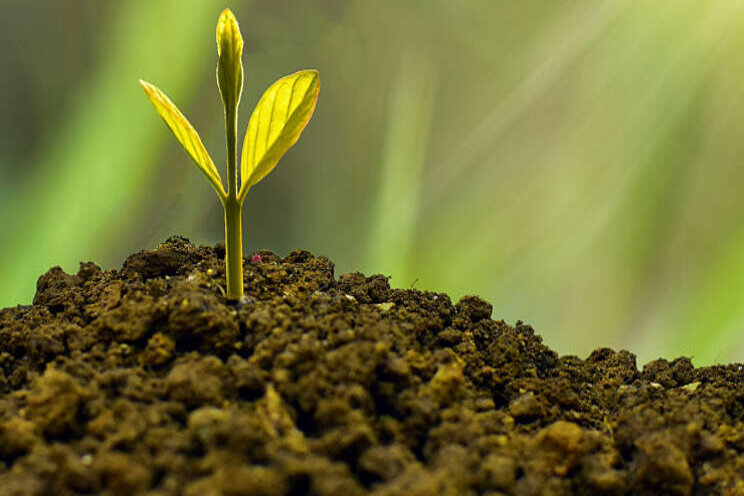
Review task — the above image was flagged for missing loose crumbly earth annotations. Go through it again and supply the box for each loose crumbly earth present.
[0,237,743,495]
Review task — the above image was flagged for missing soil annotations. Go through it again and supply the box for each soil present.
[0,236,743,495]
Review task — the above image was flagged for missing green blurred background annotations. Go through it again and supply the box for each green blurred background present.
[2,0,744,366]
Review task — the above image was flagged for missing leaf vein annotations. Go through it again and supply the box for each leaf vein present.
[265,88,279,150]
[286,75,301,120]
[251,105,260,171]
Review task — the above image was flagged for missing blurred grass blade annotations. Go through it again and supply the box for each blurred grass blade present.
[239,70,319,197]
[366,48,436,285]
[139,80,226,199]
[216,9,244,116]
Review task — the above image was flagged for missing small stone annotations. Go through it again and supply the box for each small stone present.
[376,302,395,312]
[681,381,700,392]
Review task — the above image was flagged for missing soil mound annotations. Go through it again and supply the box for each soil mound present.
[0,237,741,495]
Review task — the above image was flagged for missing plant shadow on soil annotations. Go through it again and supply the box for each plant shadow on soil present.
[0,236,742,495]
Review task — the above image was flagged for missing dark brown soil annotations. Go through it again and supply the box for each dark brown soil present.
[1,237,743,495]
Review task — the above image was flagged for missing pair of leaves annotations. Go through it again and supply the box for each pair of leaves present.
[140,9,319,202]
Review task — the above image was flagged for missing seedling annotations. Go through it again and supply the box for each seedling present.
[139,9,319,299]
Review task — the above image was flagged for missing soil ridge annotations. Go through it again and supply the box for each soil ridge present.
[0,236,740,495]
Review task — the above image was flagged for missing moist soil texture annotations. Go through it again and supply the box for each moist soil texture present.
[1,237,743,495]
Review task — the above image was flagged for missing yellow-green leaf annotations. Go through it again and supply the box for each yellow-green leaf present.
[139,80,226,199]
[239,70,320,197]
[216,9,244,116]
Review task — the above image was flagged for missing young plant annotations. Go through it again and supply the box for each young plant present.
[139,9,319,299]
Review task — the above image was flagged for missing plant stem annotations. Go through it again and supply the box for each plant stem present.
[224,197,243,299]
[224,107,243,299]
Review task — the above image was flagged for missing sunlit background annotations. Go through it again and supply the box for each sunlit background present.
[3,0,744,366]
